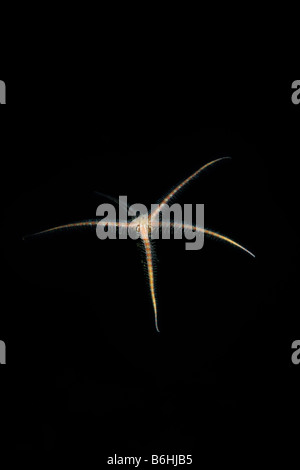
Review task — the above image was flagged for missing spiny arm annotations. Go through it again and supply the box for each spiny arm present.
[23,220,128,240]
[150,157,231,220]
[168,222,255,258]
[94,192,130,212]
[141,231,159,332]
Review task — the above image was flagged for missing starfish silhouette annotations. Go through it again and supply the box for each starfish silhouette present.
[24,157,255,332]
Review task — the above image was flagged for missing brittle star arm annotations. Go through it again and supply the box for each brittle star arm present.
[139,225,159,332]
[150,157,231,220]
[142,219,254,333]
[23,220,129,239]
[94,191,131,213]
[167,222,255,257]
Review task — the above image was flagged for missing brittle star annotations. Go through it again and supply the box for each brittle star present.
[24,157,255,332]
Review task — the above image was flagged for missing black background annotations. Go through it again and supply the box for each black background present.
[0,74,299,463]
